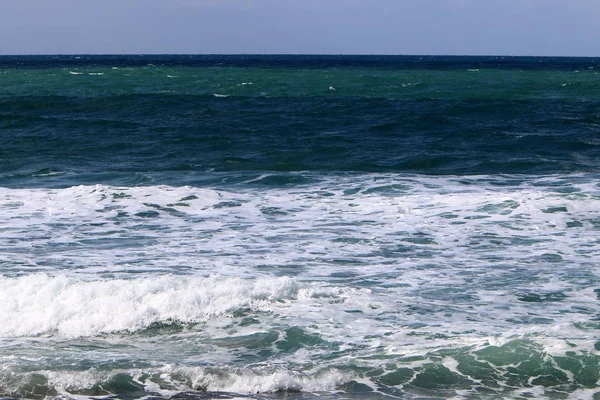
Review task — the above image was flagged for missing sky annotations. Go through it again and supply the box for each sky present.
[0,0,598,56]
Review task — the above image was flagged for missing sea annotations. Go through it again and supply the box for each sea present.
[1,55,600,400]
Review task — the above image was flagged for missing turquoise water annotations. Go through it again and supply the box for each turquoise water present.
[1,55,600,399]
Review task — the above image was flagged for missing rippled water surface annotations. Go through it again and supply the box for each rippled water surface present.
[1,55,600,399]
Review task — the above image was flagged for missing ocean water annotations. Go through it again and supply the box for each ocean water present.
[1,55,600,400]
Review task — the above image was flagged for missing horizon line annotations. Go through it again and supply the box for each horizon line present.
[0,53,599,59]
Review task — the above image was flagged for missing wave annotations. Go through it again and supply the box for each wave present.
[0,274,301,337]
[0,272,369,338]
[2,340,599,399]
[0,365,352,399]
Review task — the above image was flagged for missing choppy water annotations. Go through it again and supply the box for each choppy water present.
[1,55,600,400]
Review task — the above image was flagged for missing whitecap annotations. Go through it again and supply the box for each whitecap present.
[0,365,353,398]
[0,274,300,337]
[168,365,351,394]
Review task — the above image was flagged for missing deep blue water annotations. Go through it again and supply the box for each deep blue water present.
[1,55,600,189]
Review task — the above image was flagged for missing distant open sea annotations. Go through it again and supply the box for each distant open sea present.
[1,55,600,400]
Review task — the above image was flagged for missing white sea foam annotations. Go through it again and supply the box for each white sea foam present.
[0,274,299,337]
[0,275,298,337]
[1,174,599,394]
[0,365,353,398]
[2,177,599,280]
[165,365,351,394]
[0,273,380,339]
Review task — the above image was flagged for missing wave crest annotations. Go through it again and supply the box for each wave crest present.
[0,274,299,338]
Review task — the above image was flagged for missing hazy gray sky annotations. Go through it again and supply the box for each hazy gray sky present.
[1,0,598,56]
